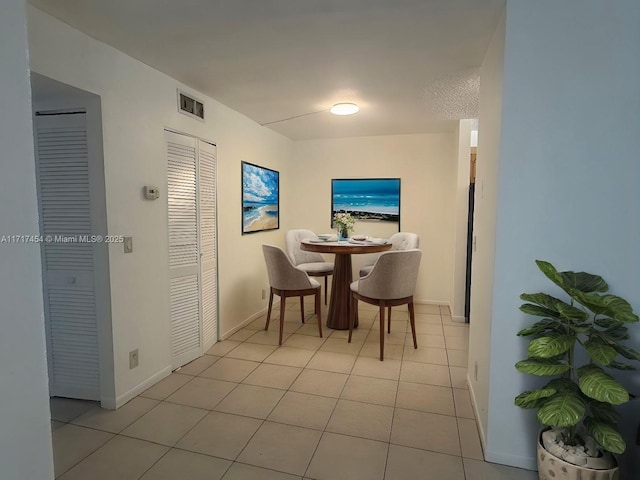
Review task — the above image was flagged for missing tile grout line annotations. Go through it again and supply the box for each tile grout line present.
[215,310,336,478]
[51,302,478,480]
[52,426,114,479]
[135,338,277,476]
[301,305,378,479]
[382,313,410,480]
[198,324,297,478]
[444,315,472,480]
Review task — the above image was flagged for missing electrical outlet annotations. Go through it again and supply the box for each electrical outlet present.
[261,289,266,300]
[129,349,139,369]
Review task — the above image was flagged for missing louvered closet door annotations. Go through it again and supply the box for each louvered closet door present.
[167,131,201,368]
[35,112,100,400]
[198,140,218,352]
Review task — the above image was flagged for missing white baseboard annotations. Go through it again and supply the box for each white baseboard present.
[414,299,454,316]
[218,299,452,339]
[467,373,537,472]
[104,366,172,410]
[414,299,448,306]
[467,373,488,458]
[219,300,280,340]
[103,302,283,409]
[107,301,278,408]
[484,450,537,471]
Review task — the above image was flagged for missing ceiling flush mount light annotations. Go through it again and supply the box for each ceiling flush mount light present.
[261,102,360,126]
[330,102,359,116]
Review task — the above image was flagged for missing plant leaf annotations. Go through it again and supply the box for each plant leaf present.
[515,388,557,409]
[557,304,591,323]
[535,260,608,293]
[589,400,622,424]
[595,331,630,345]
[520,293,588,322]
[607,361,638,370]
[602,325,630,341]
[517,319,556,337]
[528,335,575,359]
[613,344,640,361]
[572,292,639,323]
[520,303,560,319]
[578,365,629,405]
[515,358,571,376]
[568,323,592,334]
[545,378,579,393]
[594,318,622,329]
[535,260,565,288]
[560,272,609,294]
[537,391,586,427]
[584,417,626,454]
[534,261,638,323]
[584,339,618,366]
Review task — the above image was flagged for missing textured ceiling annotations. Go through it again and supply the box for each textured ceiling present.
[28,0,504,140]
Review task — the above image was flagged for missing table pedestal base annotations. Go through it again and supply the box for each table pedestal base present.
[301,240,391,330]
[327,253,358,330]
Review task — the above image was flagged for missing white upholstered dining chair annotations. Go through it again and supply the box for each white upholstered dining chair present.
[359,232,420,277]
[349,249,421,361]
[285,229,334,304]
[262,244,323,345]
[358,232,420,332]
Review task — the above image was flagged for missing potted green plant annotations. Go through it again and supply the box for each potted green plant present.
[514,260,639,480]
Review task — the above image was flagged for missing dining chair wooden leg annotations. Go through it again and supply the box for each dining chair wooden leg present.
[300,296,305,323]
[379,302,386,361]
[348,295,356,343]
[315,288,323,338]
[265,288,274,330]
[279,295,287,345]
[408,300,418,349]
[387,306,392,333]
[324,275,328,305]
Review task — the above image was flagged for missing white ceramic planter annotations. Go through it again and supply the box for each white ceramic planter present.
[537,435,619,480]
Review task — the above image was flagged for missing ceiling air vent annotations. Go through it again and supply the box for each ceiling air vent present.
[177,89,204,120]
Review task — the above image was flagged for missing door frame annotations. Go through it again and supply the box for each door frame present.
[33,91,115,407]
[165,128,219,369]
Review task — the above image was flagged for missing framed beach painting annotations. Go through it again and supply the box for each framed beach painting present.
[242,161,280,234]
[331,178,401,229]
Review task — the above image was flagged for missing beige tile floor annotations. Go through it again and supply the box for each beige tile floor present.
[51,300,538,480]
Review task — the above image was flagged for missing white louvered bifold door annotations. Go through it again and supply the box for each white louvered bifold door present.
[198,140,218,351]
[35,112,100,400]
[167,131,201,368]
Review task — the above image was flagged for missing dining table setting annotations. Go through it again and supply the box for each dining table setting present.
[301,234,392,329]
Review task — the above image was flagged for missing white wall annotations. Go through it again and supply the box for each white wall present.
[0,0,54,477]
[467,8,505,457]
[28,7,294,406]
[475,1,640,476]
[451,120,472,321]
[25,7,461,412]
[291,134,457,305]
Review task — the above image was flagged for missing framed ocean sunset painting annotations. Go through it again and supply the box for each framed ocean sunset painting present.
[331,178,401,229]
[242,161,279,234]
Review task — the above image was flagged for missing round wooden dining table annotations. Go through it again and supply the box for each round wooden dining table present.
[301,239,392,330]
